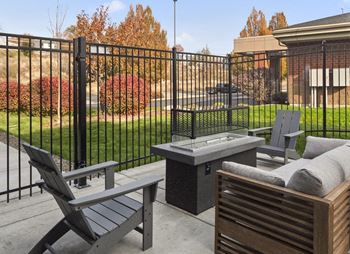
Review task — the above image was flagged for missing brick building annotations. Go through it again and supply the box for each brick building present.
[274,13,350,107]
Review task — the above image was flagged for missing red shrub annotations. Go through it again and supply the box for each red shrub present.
[0,82,29,112]
[100,75,150,115]
[30,77,73,115]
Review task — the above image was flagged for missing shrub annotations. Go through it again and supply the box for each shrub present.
[272,92,289,105]
[151,89,163,99]
[30,77,73,115]
[100,75,149,115]
[0,82,29,112]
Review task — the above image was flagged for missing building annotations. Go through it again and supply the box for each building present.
[274,13,350,107]
[233,35,286,69]
[233,13,350,107]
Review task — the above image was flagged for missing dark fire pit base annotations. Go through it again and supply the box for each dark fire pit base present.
[165,148,256,215]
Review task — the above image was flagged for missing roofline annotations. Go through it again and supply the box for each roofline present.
[273,22,350,35]
[273,22,350,44]
[235,34,275,40]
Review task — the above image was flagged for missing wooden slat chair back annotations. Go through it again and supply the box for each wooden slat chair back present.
[23,144,96,240]
[249,110,303,164]
[215,170,350,254]
[270,110,301,150]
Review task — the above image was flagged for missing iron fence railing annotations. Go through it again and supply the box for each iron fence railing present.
[0,33,75,201]
[1,32,350,202]
[233,42,350,140]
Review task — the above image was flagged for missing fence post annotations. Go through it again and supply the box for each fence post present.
[73,37,87,187]
[171,47,177,139]
[227,54,233,127]
[322,40,327,138]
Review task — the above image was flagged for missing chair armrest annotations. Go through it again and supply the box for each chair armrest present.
[35,179,45,187]
[63,161,118,189]
[69,175,163,210]
[283,130,304,148]
[248,127,272,136]
[284,130,304,139]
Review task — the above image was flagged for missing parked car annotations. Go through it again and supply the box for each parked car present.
[206,83,238,94]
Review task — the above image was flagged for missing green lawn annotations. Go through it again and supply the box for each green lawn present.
[1,104,349,171]
[249,104,350,153]
[0,111,171,170]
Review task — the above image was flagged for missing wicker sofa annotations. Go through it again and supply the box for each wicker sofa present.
[215,136,350,254]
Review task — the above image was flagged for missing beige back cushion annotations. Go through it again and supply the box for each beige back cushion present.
[302,136,350,159]
[222,161,285,187]
[288,144,350,197]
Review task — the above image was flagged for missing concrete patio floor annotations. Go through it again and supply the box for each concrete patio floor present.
[0,146,280,254]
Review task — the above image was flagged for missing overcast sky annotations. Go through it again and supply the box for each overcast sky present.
[1,0,350,54]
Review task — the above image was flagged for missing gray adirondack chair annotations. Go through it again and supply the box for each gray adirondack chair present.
[22,143,163,254]
[248,110,304,164]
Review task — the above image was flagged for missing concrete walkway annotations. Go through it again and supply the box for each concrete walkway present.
[0,143,280,254]
[0,142,41,202]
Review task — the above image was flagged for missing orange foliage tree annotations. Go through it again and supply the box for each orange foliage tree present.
[116,5,167,50]
[66,5,168,86]
[238,9,289,102]
[268,12,288,32]
[240,8,271,37]
[240,8,288,37]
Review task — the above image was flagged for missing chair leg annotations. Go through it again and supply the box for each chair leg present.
[284,153,289,164]
[29,219,70,254]
[143,188,153,251]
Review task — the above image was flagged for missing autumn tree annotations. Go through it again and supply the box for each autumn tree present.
[240,9,288,37]
[66,4,169,95]
[63,25,76,39]
[116,4,168,85]
[67,6,118,43]
[268,12,288,32]
[238,9,288,96]
[240,8,271,37]
[268,12,288,79]
[116,4,168,50]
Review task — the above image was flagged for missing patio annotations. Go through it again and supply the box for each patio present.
[2,9,350,253]
[0,144,279,254]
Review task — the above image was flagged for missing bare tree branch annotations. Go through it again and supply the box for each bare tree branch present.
[48,0,68,38]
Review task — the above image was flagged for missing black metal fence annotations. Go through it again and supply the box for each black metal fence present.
[1,32,350,202]
[0,33,175,201]
[0,33,75,201]
[233,41,350,146]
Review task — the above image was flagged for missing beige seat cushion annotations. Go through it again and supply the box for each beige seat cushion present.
[222,161,285,187]
[288,145,350,197]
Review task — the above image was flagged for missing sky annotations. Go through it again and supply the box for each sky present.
[1,0,350,55]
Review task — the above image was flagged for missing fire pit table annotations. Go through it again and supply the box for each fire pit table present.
[151,132,264,215]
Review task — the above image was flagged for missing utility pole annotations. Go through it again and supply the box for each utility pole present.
[173,0,177,47]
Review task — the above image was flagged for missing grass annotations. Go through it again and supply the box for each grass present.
[0,111,171,171]
[249,104,350,153]
[1,104,350,170]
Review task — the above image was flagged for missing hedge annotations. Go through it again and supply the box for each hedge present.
[100,75,150,115]
[0,77,72,115]
[30,77,72,115]
[0,82,28,112]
